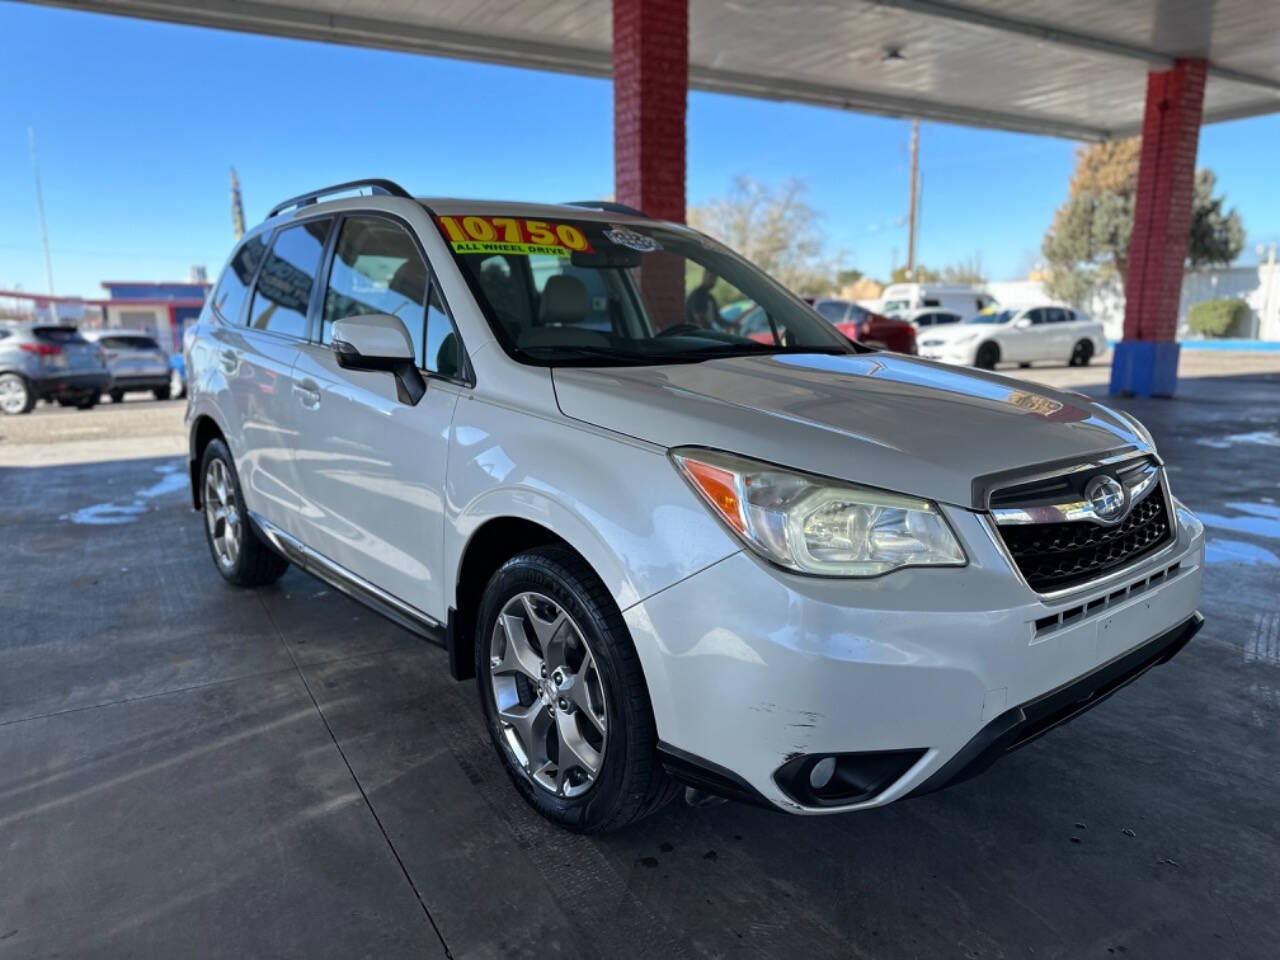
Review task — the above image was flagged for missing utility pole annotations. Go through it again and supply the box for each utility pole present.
[906,118,919,281]
[29,127,54,295]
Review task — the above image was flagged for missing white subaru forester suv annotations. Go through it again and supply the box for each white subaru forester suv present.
[186,179,1204,833]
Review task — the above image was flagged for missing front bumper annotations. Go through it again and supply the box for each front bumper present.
[625,501,1205,813]
[917,341,977,364]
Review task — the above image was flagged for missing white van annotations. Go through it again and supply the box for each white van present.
[880,283,995,318]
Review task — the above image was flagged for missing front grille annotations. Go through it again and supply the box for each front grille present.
[997,482,1173,592]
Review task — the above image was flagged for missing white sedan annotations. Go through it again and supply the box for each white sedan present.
[917,305,1107,369]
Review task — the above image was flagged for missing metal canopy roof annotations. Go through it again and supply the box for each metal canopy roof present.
[29,0,1280,140]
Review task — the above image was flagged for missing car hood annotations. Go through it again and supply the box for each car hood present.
[552,352,1148,508]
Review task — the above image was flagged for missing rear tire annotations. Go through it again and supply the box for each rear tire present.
[199,439,289,587]
[109,390,125,403]
[0,373,35,415]
[153,386,171,401]
[975,342,1000,370]
[1070,340,1094,367]
[75,394,98,410]
[476,545,678,833]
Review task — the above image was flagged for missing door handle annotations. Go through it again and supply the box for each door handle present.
[295,379,321,409]
[218,349,236,373]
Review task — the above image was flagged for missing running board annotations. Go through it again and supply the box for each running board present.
[248,511,445,645]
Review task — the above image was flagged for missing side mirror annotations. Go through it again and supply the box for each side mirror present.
[330,313,425,405]
[1014,317,1032,329]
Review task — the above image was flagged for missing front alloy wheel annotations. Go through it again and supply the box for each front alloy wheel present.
[488,592,608,798]
[476,546,677,832]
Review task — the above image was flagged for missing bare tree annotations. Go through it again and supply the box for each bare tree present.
[689,176,837,293]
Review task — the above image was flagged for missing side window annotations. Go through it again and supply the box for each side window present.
[211,233,267,325]
[1047,307,1068,324]
[938,313,961,325]
[322,216,427,359]
[1027,308,1048,325]
[424,283,463,378]
[916,314,933,327]
[249,219,332,338]
[922,297,941,307]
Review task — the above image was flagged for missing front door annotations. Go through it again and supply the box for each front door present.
[289,214,464,621]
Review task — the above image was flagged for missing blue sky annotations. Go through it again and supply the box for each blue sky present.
[2,3,1278,297]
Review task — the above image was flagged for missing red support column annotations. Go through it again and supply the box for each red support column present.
[613,0,688,326]
[1110,58,1207,397]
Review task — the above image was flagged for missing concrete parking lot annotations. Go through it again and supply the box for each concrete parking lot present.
[2,354,1278,959]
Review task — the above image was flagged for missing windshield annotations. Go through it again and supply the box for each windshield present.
[965,309,1016,325]
[435,214,857,365]
[880,299,909,315]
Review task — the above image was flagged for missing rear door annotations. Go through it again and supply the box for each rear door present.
[213,219,333,536]
[289,213,465,620]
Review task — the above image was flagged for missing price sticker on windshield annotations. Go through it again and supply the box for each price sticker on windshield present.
[435,216,593,257]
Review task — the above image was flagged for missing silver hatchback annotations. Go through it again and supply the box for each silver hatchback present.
[82,329,173,402]
[0,324,111,415]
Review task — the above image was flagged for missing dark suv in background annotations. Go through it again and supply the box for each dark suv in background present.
[0,324,110,415]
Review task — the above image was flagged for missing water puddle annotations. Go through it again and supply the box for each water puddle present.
[62,461,187,526]
[1196,430,1280,450]
[1204,539,1280,567]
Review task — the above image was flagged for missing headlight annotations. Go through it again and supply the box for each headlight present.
[671,448,966,577]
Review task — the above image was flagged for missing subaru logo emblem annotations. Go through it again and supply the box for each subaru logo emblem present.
[1085,474,1128,523]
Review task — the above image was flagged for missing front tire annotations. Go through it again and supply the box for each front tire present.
[153,386,171,401]
[975,342,1000,370]
[75,394,98,410]
[1070,339,1094,366]
[476,546,677,833]
[0,373,35,415]
[109,390,125,403]
[199,439,289,587]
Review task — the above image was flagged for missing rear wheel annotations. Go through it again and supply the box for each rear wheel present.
[75,394,98,410]
[153,386,171,401]
[0,373,34,415]
[476,546,677,833]
[109,390,125,403]
[1070,339,1094,367]
[975,342,1000,370]
[200,439,289,587]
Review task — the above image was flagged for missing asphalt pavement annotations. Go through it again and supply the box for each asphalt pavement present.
[1,356,1277,958]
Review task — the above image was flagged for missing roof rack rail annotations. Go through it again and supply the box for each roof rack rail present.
[268,179,412,219]
[564,200,649,218]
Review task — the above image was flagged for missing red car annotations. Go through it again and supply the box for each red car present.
[811,298,918,354]
[736,299,917,354]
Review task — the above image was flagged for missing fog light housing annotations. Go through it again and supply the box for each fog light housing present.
[774,749,926,807]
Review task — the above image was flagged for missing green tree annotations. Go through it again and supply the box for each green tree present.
[1042,139,1244,307]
